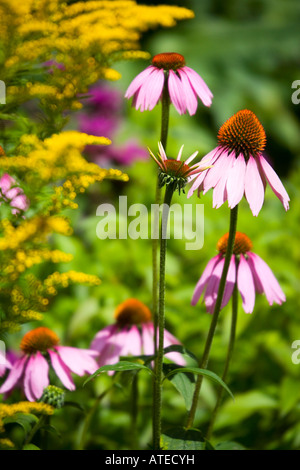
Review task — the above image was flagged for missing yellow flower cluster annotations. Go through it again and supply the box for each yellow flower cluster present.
[0,0,194,108]
[0,402,54,432]
[43,270,101,296]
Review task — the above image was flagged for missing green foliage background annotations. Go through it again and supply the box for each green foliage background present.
[2,0,300,450]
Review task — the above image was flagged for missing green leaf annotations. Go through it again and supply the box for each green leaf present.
[215,441,246,450]
[22,444,40,450]
[4,413,38,435]
[163,363,196,410]
[83,360,154,385]
[161,426,214,450]
[163,367,234,400]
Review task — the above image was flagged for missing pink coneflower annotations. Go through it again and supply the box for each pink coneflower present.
[0,173,29,215]
[0,327,98,401]
[125,52,213,115]
[90,299,185,367]
[148,142,211,194]
[192,232,286,314]
[187,110,290,216]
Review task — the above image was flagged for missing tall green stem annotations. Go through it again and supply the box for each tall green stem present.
[206,279,238,440]
[153,183,174,450]
[186,205,239,429]
[153,73,170,352]
[152,73,170,443]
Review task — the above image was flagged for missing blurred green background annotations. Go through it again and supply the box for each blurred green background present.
[7,0,300,450]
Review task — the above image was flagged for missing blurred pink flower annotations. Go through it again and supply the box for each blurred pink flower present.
[0,327,98,401]
[192,232,286,314]
[0,173,29,214]
[188,110,290,216]
[91,299,186,368]
[125,52,213,114]
[79,83,148,166]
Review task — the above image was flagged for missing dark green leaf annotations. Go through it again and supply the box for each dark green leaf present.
[22,444,40,450]
[161,426,214,450]
[163,363,195,410]
[83,360,154,385]
[4,413,38,435]
[215,441,246,450]
[163,367,234,400]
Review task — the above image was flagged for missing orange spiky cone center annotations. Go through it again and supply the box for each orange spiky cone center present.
[114,299,152,326]
[217,231,253,255]
[20,327,59,354]
[217,109,266,159]
[152,52,185,70]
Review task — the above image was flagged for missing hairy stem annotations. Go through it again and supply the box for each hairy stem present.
[186,205,239,429]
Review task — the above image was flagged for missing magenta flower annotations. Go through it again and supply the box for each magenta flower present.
[0,173,29,215]
[125,52,213,115]
[187,110,290,216]
[0,327,98,401]
[192,232,286,314]
[90,299,186,367]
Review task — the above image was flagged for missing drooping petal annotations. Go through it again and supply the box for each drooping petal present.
[55,346,98,376]
[204,256,225,314]
[177,69,198,115]
[237,255,256,313]
[168,70,186,115]
[212,153,235,208]
[183,66,213,107]
[258,154,290,211]
[28,352,49,400]
[49,350,75,391]
[90,325,115,354]
[97,327,127,367]
[0,356,27,395]
[247,252,286,305]
[187,148,220,198]
[121,325,143,357]
[221,255,237,309]
[226,153,247,208]
[163,329,186,366]
[244,156,265,216]
[125,66,156,99]
[203,151,233,194]
[23,356,36,402]
[135,68,164,112]
[191,254,222,306]
[141,323,155,356]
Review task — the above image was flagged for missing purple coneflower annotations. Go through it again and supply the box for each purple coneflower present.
[187,110,290,216]
[125,52,213,115]
[0,173,29,214]
[0,327,98,401]
[90,298,185,367]
[192,231,286,314]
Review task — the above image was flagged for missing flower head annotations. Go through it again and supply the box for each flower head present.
[0,327,98,401]
[125,52,213,115]
[0,173,29,215]
[90,299,185,367]
[192,232,286,314]
[149,142,211,194]
[188,110,290,216]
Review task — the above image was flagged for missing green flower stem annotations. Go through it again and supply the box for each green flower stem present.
[186,204,239,429]
[130,373,139,449]
[152,73,170,443]
[153,72,170,353]
[153,183,174,450]
[206,279,238,440]
[24,415,47,446]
